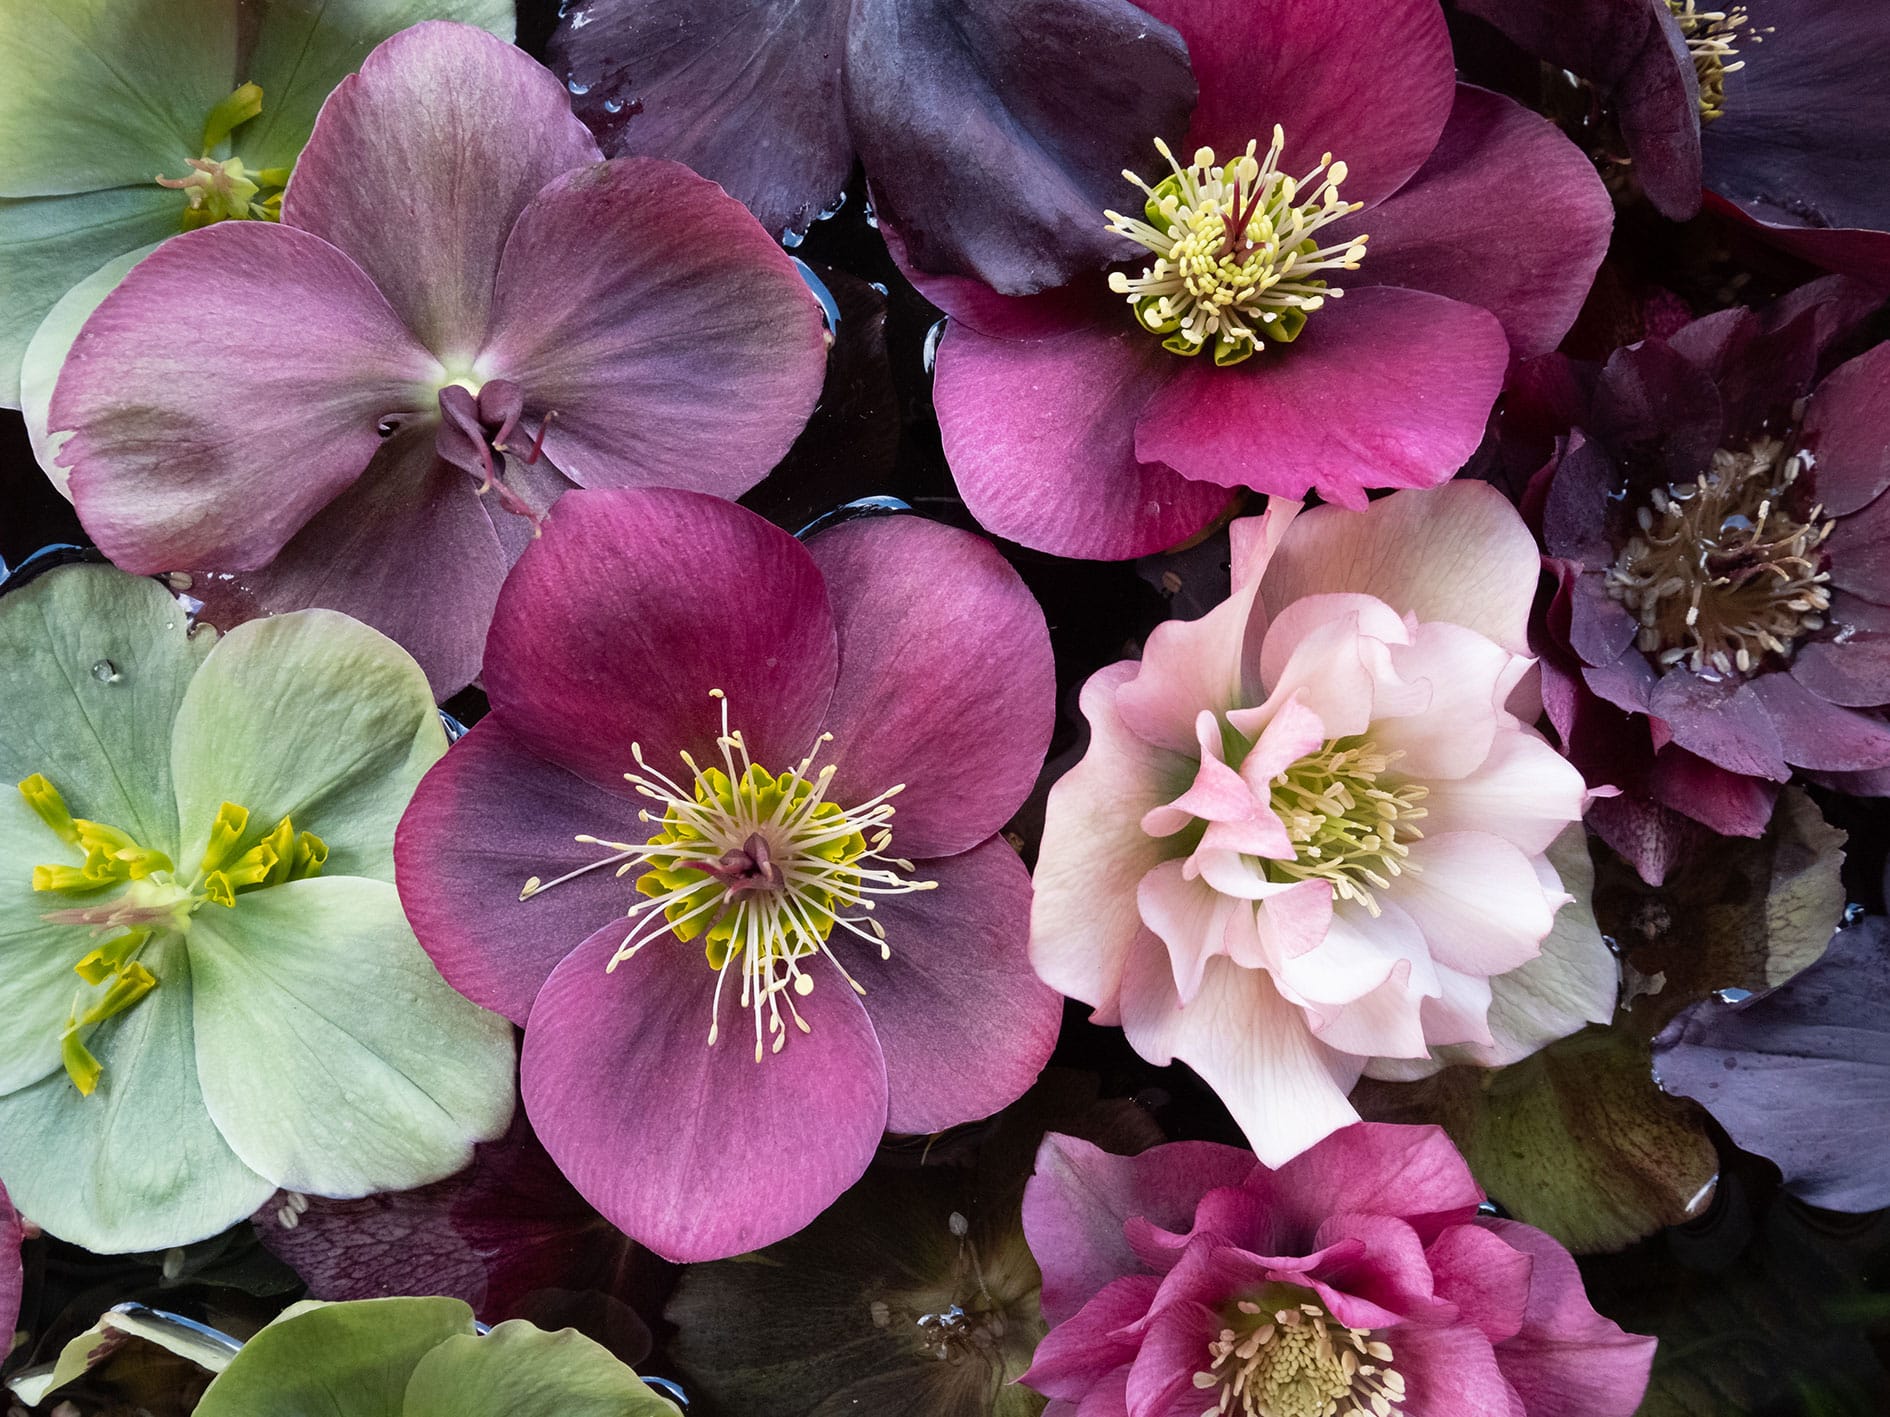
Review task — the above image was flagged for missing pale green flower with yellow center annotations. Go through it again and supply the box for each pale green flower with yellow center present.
[0,564,513,1254]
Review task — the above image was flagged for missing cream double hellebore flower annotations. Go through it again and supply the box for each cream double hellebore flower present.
[1032,485,1619,1164]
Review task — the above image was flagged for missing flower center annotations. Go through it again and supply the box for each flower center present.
[517,691,936,1063]
[1193,1286,1406,1417]
[1104,129,1367,366]
[19,775,327,1095]
[1261,737,1427,916]
[1605,437,1833,678]
[1666,2,1766,121]
[433,376,556,530]
[154,83,290,228]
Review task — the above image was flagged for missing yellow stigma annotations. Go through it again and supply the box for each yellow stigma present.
[1104,128,1367,366]
[1666,2,1767,121]
[19,774,327,1095]
[517,690,937,1063]
[1193,1286,1407,1417]
[154,82,290,229]
[1264,738,1428,916]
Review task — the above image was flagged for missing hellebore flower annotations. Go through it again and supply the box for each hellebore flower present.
[1032,484,1612,1164]
[1655,916,1890,1213]
[1536,277,1890,882]
[190,1297,679,1417]
[1021,1124,1657,1417]
[550,0,1196,294]
[0,0,513,405]
[0,564,514,1254]
[912,0,1612,559]
[395,489,1061,1261]
[1,1181,19,1349]
[45,21,828,697]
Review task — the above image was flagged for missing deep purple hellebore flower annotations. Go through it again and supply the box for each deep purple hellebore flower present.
[49,22,826,696]
[395,489,1061,1261]
[910,0,1612,560]
[1535,277,1890,881]
[1021,1124,1656,1417]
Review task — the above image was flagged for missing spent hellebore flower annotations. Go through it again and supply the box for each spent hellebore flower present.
[44,20,827,696]
[908,0,1612,559]
[0,564,514,1255]
[190,1297,679,1417]
[1021,1124,1657,1417]
[396,489,1061,1261]
[550,0,1196,293]
[1032,484,1616,1164]
[1535,276,1890,882]
[0,0,513,405]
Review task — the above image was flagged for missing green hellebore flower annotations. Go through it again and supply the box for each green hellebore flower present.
[192,1298,682,1417]
[0,0,515,409]
[0,564,515,1254]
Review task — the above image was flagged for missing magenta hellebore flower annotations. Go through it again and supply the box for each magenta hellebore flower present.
[47,22,826,695]
[912,0,1612,560]
[1535,277,1890,882]
[1,1180,19,1347]
[1021,1124,1656,1417]
[395,489,1061,1261]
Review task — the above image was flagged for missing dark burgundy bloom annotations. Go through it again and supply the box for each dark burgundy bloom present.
[1533,277,1890,881]
[549,0,1196,294]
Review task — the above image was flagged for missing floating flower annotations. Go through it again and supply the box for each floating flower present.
[550,0,1195,293]
[1021,1124,1656,1417]
[395,490,1060,1261]
[909,0,1611,558]
[0,0,513,407]
[190,1297,679,1417]
[1031,484,1612,1163]
[1536,277,1890,882]
[44,21,827,695]
[0,564,513,1254]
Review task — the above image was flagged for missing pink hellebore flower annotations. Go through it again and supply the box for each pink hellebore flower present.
[49,22,826,696]
[913,0,1613,559]
[395,489,1061,1261]
[1021,1124,1657,1417]
[1032,484,1612,1164]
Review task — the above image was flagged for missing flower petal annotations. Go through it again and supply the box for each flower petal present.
[521,925,888,1262]
[1383,1319,1524,1417]
[1418,732,1590,857]
[403,1322,679,1417]
[1394,832,1561,982]
[1267,1122,1484,1241]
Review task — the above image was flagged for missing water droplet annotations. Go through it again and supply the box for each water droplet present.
[1844,900,1867,924]
[376,417,401,438]
[566,78,591,96]
[922,317,948,373]
[791,258,841,333]
[868,280,888,296]
[568,6,592,27]
[1713,986,1753,1004]
[781,226,805,249]
[863,198,878,229]
[817,190,846,222]
[602,97,623,114]
[1720,513,1754,534]
[91,659,122,683]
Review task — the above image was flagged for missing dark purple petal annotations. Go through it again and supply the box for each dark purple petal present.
[806,515,1053,857]
[1541,434,1624,567]
[1647,669,1791,779]
[1700,191,1890,288]
[1802,340,1890,517]
[1341,84,1612,359]
[879,216,1106,338]
[521,924,889,1262]
[847,0,1195,294]
[1647,745,1779,837]
[397,715,643,1026]
[1132,287,1508,508]
[1789,629,1890,710]
[549,0,852,242]
[1654,917,1890,1212]
[285,21,600,356]
[56,223,437,573]
[1135,0,1455,210]
[1751,671,1890,772]
[479,157,827,499]
[481,488,839,788]
[933,320,1233,559]
[1588,338,1725,479]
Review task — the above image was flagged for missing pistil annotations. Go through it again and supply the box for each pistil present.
[1192,1287,1406,1417]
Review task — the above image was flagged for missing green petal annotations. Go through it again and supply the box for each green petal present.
[0,789,98,1093]
[0,187,178,406]
[0,563,212,853]
[0,933,274,1253]
[169,610,446,881]
[235,0,517,173]
[187,876,514,1196]
[0,0,234,197]
[22,243,161,477]
[402,1323,682,1417]
[194,1297,476,1417]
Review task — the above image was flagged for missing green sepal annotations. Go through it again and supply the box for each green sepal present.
[19,773,78,843]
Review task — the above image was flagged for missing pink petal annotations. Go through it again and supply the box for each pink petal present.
[1426,1223,1535,1346]
[521,925,888,1263]
[1116,580,1269,753]
[1132,287,1508,508]
[479,158,826,498]
[1253,592,1418,739]
[1341,85,1612,359]
[481,488,839,790]
[1384,1320,1525,1417]
[1293,905,1436,1059]
[1310,1212,1453,1324]
[1020,1274,1159,1400]
[1138,858,1252,1004]
[285,21,600,358]
[1267,1123,1484,1242]
[804,514,1054,859]
[1395,832,1560,981]
[1373,621,1525,780]
[1418,732,1590,857]
[934,320,1234,559]
[1133,0,1455,209]
[57,223,438,572]
[1142,714,1259,840]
